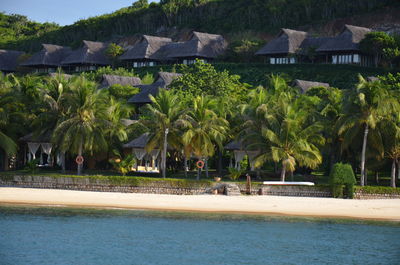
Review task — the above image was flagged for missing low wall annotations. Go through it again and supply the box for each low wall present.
[354,191,400,200]
[1,175,398,199]
[259,185,332,198]
[0,175,209,195]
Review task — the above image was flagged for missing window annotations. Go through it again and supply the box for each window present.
[149,62,154,67]
[133,62,138,68]
[353,54,360,63]
[270,58,276,64]
[183,59,188,65]
[332,55,337,64]
[290,57,295,64]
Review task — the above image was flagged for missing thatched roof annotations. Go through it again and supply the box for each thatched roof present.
[100,74,142,88]
[224,140,244,151]
[256,29,308,55]
[316,25,371,52]
[61,40,110,66]
[128,72,182,104]
[293,79,330,93]
[19,132,52,143]
[123,133,150,149]
[0,49,24,72]
[166,31,227,59]
[21,44,71,67]
[120,35,172,61]
[298,37,333,54]
[48,73,73,79]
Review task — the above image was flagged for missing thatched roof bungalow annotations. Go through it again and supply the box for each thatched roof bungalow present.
[0,49,24,73]
[20,44,71,73]
[128,72,181,106]
[120,35,172,68]
[293,79,330,94]
[165,31,227,64]
[61,40,111,72]
[100,74,142,89]
[316,25,372,66]
[255,29,330,64]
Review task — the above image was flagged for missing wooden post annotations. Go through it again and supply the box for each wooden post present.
[246,174,251,195]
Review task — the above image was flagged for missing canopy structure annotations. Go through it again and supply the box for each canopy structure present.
[224,140,260,171]
[100,74,142,89]
[123,133,160,173]
[19,132,54,166]
[0,49,24,73]
[293,79,330,94]
[128,72,182,105]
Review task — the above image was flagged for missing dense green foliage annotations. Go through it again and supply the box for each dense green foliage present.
[135,63,392,90]
[355,185,400,195]
[1,0,398,52]
[329,163,356,198]
[0,62,399,188]
[360,32,400,67]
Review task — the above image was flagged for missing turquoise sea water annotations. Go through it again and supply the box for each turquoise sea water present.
[0,206,399,265]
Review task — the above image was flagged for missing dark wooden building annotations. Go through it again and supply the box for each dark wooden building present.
[20,44,71,73]
[120,35,172,68]
[61,40,111,72]
[0,49,24,73]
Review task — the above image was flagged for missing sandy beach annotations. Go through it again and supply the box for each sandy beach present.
[0,187,399,221]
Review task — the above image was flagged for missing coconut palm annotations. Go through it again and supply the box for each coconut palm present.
[140,89,183,178]
[53,76,110,175]
[181,96,229,179]
[338,76,399,185]
[257,97,324,181]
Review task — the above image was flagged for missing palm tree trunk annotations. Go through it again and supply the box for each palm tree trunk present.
[397,159,400,180]
[205,158,209,178]
[77,139,83,176]
[375,172,379,185]
[162,130,168,178]
[184,156,188,178]
[360,124,369,186]
[280,162,286,182]
[390,158,396,188]
[61,152,66,174]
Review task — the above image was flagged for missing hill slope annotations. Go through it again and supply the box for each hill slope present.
[1,0,399,52]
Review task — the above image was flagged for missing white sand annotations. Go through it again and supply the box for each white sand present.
[0,187,399,221]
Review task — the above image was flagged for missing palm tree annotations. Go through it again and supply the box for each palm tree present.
[53,76,109,175]
[140,89,183,178]
[338,76,399,185]
[181,96,229,179]
[251,96,325,181]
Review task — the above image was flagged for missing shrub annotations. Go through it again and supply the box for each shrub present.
[227,167,244,181]
[329,163,356,198]
[25,159,39,174]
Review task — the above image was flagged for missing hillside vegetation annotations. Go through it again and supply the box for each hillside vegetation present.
[1,0,399,52]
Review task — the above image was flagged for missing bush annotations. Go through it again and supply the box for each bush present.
[329,163,356,198]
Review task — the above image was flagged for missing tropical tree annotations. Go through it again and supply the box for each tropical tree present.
[250,94,325,181]
[140,89,183,178]
[338,76,399,185]
[181,96,229,179]
[53,76,110,175]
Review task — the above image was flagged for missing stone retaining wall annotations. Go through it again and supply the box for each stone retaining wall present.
[0,175,208,195]
[259,185,332,197]
[354,192,400,200]
[1,175,398,199]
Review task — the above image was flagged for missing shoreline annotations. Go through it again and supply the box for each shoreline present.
[1,187,400,221]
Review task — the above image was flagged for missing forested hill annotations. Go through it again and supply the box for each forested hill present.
[1,0,400,52]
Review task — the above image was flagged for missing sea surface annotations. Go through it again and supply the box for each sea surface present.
[0,206,399,265]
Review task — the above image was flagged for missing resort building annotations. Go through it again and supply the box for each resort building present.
[256,25,372,66]
[123,132,160,173]
[165,31,227,65]
[120,35,173,68]
[20,44,71,73]
[0,50,24,74]
[128,72,181,107]
[100,74,142,89]
[61,40,111,72]
[316,25,372,66]
[293,79,330,94]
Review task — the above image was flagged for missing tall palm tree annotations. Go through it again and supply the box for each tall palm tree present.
[181,96,229,179]
[338,76,399,185]
[251,96,325,181]
[140,89,183,178]
[53,76,109,175]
